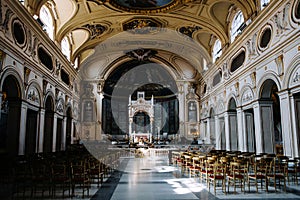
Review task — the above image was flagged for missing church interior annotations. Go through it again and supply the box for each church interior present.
[0,0,300,199]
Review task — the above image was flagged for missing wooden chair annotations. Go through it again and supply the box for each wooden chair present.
[51,164,72,198]
[247,159,267,193]
[266,158,287,192]
[227,161,247,194]
[208,162,227,195]
[71,164,90,198]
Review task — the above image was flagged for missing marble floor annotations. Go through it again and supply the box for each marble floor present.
[10,152,300,200]
[91,153,300,200]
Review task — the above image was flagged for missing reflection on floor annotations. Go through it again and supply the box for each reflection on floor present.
[10,152,300,200]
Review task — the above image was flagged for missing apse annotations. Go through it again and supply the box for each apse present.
[102,60,179,137]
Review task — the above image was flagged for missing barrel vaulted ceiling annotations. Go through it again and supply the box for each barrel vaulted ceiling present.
[24,0,258,75]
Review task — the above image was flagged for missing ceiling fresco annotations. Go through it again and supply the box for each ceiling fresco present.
[113,0,174,9]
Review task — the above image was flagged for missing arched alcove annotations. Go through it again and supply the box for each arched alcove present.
[0,75,22,155]
[259,79,282,154]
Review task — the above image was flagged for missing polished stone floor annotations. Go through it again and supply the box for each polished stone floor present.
[91,153,300,200]
[10,152,300,200]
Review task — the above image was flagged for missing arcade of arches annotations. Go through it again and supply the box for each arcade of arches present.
[0,0,300,198]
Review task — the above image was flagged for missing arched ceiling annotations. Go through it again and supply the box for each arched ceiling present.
[24,0,258,73]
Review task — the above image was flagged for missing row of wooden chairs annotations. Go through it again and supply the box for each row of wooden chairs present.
[8,144,121,198]
[172,150,300,195]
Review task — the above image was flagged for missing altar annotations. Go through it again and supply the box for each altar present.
[128,92,154,143]
[132,132,152,143]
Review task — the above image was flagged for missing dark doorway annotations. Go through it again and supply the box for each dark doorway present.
[25,109,38,155]
[56,118,62,151]
[44,96,54,153]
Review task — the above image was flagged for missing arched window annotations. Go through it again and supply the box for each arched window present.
[39,5,54,40]
[61,37,71,61]
[230,10,244,42]
[212,39,222,63]
[261,0,270,10]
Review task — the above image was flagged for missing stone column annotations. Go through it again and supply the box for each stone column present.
[71,119,75,144]
[52,113,58,152]
[253,101,263,154]
[177,81,186,138]
[215,116,221,149]
[224,112,230,151]
[62,117,67,150]
[38,109,45,152]
[290,95,299,157]
[18,102,28,155]
[96,92,103,140]
[278,91,294,157]
[206,118,211,144]
[236,108,244,151]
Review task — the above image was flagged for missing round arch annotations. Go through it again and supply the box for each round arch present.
[256,72,282,99]
[0,68,24,99]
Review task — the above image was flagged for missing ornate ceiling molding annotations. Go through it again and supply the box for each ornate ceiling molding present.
[122,18,162,34]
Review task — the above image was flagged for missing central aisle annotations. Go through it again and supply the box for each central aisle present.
[109,153,205,200]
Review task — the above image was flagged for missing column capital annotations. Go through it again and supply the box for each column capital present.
[277,90,289,97]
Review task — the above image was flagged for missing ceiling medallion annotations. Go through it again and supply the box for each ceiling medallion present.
[123,18,162,34]
[109,0,189,13]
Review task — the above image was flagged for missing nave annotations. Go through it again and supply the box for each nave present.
[4,145,300,200]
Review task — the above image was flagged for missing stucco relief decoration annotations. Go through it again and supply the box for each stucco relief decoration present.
[97,80,104,94]
[272,3,291,36]
[222,62,230,80]
[234,82,240,96]
[55,59,61,77]
[24,67,31,87]
[250,71,256,88]
[246,33,258,58]
[242,89,253,104]
[83,24,106,40]
[123,18,162,34]
[186,84,198,100]
[27,86,40,105]
[125,48,158,61]
[82,83,94,98]
[1,8,13,32]
[56,98,64,114]
[217,100,225,113]
[291,67,300,87]
[179,25,202,38]
[275,54,284,77]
